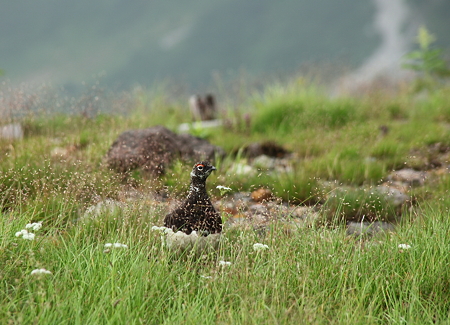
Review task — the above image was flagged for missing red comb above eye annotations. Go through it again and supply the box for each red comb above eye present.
[196,164,204,167]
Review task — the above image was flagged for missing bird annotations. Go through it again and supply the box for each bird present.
[156,161,222,252]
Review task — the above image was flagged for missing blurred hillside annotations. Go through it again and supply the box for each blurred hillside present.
[0,0,449,91]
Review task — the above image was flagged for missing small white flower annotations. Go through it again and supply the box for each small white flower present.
[16,229,28,237]
[104,243,128,249]
[216,185,232,191]
[31,268,52,275]
[216,185,232,196]
[253,243,269,251]
[200,275,213,279]
[16,229,35,240]
[219,260,232,266]
[23,232,35,240]
[398,244,411,250]
[26,222,42,231]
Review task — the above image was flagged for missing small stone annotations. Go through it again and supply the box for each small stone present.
[387,168,426,187]
[252,155,276,170]
[251,188,272,202]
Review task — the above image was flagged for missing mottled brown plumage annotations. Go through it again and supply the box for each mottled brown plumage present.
[164,161,222,235]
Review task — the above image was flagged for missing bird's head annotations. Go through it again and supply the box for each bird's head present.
[190,161,216,179]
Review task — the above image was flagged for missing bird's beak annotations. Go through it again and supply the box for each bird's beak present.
[211,166,217,171]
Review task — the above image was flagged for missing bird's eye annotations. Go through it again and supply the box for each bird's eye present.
[196,164,204,171]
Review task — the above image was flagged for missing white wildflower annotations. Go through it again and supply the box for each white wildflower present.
[15,230,26,237]
[216,185,232,191]
[104,243,128,249]
[200,275,213,279]
[398,244,411,250]
[253,243,269,251]
[26,222,42,231]
[216,185,232,196]
[219,260,232,266]
[22,232,35,240]
[31,268,52,275]
[15,229,35,240]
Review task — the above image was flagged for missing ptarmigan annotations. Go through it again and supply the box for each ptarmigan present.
[154,161,222,252]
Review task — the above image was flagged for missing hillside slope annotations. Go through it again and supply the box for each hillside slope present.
[1,0,448,90]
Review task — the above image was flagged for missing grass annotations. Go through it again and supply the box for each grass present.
[1,77,450,323]
[2,204,450,324]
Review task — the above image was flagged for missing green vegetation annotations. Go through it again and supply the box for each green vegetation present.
[1,71,450,323]
[402,26,450,92]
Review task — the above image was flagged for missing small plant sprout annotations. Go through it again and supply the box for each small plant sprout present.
[219,260,232,266]
[104,243,128,249]
[15,229,35,241]
[253,243,269,252]
[398,244,412,250]
[31,268,52,275]
[216,185,232,196]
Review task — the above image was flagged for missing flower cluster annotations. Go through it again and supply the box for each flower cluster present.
[216,185,232,196]
[398,244,411,250]
[253,243,269,252]
[15,222,42,241]
[15,229,35,240]
[219,260,232,266]
[31,268,52,275]
[26,222,42,231]
[104,243,128,249]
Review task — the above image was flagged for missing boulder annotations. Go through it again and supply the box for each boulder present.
[105,126,225,175]
[243,141,290,159]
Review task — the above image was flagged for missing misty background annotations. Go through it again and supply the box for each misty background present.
[1,0,449,93]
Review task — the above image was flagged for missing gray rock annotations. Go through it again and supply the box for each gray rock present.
[0,123,23,140]
[375,185,409,207]
[347,221,395,237]
[387,168,426,187]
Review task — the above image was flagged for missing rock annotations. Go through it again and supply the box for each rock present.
[0,123,23,140]
[387,168,426,187]
[175,133,225,159]
[189,94,217,121]
[252,155,277,170]
[347,221,395,237]
[105,126,224,175]
[243,141,290,159]
[51,145,77,159]
[227,162,256,176]
[252,154,293,173]
[81,199,124,220]
[251,188,273,202]
[375,185,410,207]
